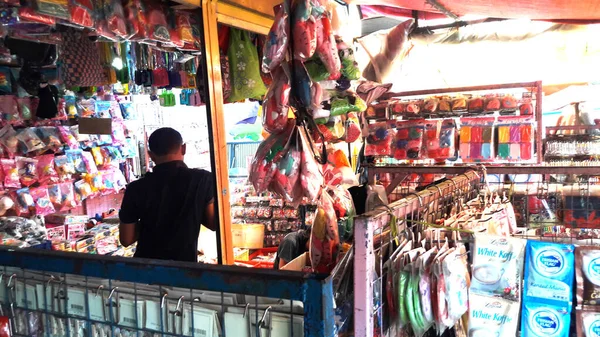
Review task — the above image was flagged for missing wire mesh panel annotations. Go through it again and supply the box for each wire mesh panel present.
[0,250,334,337]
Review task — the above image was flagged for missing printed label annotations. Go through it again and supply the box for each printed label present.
[468,293,519,337]
[522,304,570,337]
[531,310,560,335]
[66,288,86,317]
[535,249,565,277]
[525,241,574,306]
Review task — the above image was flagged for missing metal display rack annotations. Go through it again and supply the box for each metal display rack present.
[0,248,334,337]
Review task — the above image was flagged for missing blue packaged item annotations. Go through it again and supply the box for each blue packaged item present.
[521,302,570,337]
[523,241,575,307]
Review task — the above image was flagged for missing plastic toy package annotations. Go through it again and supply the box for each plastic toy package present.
[54,155,76,178]
[57,126,79,149]
[66,149,87,174]
[18,7,56,25]
[14,188,34,216]
[94,100,111,118]
[1,158,20,189]
[111,121,127,145]
[176,10,194,45]
[394,120,424,160]
[74,179,93,201]
[0,95,19,124]
[248,121,294,193]
[459,117,495,163]
[119,101,136,120]
[30,187,55,216]
[313,116,344,143]
[58,181,78,210]
[344,112,361,143]
[424,119,456,160]
[47,183,61,208]
[330,95,366,117]
[91,147,104,166]
[16,128,44,154]
[365,121,394,157]
[496,116,534,161]
[299,127,324,202]
[262,3,289,73]
[17,97,33,121]
[144,0,170,42]
[0,124,19,155]
[69,0,94,27]
[310,191,339,274]
[337,38,360,81]
[16,156,38,187]
[315,14,341,80]
[122,0,146,40]
[292,0,317,61]
[270,147,302,203]
[37,154,58,185]
[262,67,291,134]
[36,126,62,151]
[82,151,98,174]
[34,0,70,20]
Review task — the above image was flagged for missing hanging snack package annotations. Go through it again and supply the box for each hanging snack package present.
[119,102,136,120]
[55,155,76,178]
[69,0,94,27]
[262,67,291,134]
[37,126,62,151]
[0,124,19,155]
[576,310,600,337]
[30,187,55,216]
[16,128,44,154]
[144,0,170,42]
[365,121,394,156]
[16,157,38,187]
[47,184,61,207]
[17,97,33,121]
[523,240,575,307]
[344,112,361,143]
[496,116,534,161]
[262,3,289,72]
[521,302,571,337]
[14,188,34,216]
[95,100,112,118]
[299,127,324,202]
[315,14,341,80]
[468,294,520,337]
[1,159,20,189]
[248,121,294,193]
[74,179,94,201]
[470,234,526,301]
[0,96,20,124]
[91,147,104,166]
[311,191,340,274]
[394,120,424,160]
[424,119,456,160]
[66,149,87,174]
[59,182,78,210]
[575,246,600,307]
[292,0,317,61]
[460,117,495,163]
[111,121,127,145]
[82,151,98,174]
[57,126,79,149]
[34,0,69,20]
[37,154,58,185]
[176,10,194,45]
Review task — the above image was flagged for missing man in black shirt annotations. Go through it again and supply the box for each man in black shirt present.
[119,127,216,262]
[273,229,310,269]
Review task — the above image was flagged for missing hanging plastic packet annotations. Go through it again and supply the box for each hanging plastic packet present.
[176,10,194,45]
[485,96,501,112]
[69,0,94,27]
[30,187,55,216]
[471,234,526,301]
[64,96,77,118]
[262,67,291,134]
[1,159,20,188]
[330,95,366,117]
[315,14,341,80]
[82,151,98,174]
[248,121,294,193]
[460,117,495,163]
[292,0,317,61]
[103,0,128,38]
[144,0,170,42]
[365,121,394,156]
[292,60,314,110]
[122,0,146,39]
[59,182,78,210]
[496,116,534,161]
[524,241,575,307]
[271,146,301,203]
[0,96,19,124]
[55,155,76,177]
[111,121,127,146]
[337,38,360,80]
[329,187,355,239]
[14,188,34,216]
[37,126,62,151]
[424,119,456,160]
[16,157,38,187]
[313,116,344,143]
[576,310,600,337]
[16,128,44,154]
[311,191,340,273]
[299,127,324,201]
[521,302,570,337]
[16,97,33,121]
[0,124,18,156]
[37,154,58,185]
[394,120,424,160]
[120,138,137,158]
[468,294,520,337]
[576,246,600,307]
[57,126,79,149]
[119,102,136,120]
[344,112,361,143]
[34,0,69,20]
[91,147,104,167]
[95,100,111,118]
[66,149,87,174]
[262,3,289,73]
[74,179,93,201]
[47,184,61,208]
[442,248,469,322]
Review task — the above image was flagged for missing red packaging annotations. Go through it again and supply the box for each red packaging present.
[176,11,194,45]
[166,9,183,48]
[18,7,56,25]
[16,156,38,187]
[30,187,55,215]
[59,182,78,211]
[69,0,94,27]
[37,154,59,185]
[1,158,20,189]
[145,0,170,42]
[104,0,127,38]
[122,0,146,39]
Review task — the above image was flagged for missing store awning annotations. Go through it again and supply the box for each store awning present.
[353,1,600,21]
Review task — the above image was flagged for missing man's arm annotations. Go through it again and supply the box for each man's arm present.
[119,184,140,247]
[202,200,216,232]
[277,236,298,268]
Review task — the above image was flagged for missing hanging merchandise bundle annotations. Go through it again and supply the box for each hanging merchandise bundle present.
[246,0,374,274]
[0,0,205,254]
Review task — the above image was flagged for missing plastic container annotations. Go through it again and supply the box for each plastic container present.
[232,223,265,249]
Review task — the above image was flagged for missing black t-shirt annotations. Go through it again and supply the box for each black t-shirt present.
[119,161,215,262]
[274,231,309,270]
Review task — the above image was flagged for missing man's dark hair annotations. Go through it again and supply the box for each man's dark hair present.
[148,127,183,156]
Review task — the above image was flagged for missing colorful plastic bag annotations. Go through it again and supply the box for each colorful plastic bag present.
[365,121,394,156]
[1,159,20,189]
[228,28,267,101]
[299,127,323,201]
[424,119,456,160]
[262,3,289,73]
[248,121,294,193]
[69,0,94,27]
[262,67,291,134]
[292,0,317,61]
[37,154,58,185]
[315,14,341,80]
[30,187,55,216]
[310,191,339,273]
[344,112,361,143]
[16,157,38,187]
[394,120,424,160]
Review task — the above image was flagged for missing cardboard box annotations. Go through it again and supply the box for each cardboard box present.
[46,224,66,242]
[281,252,310,271]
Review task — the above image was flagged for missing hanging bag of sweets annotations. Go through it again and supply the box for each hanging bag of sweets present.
[262,3,289,73]
[292,0,317,61]
[262,66,291,134]
[314,12,341,80]
[228,28,267,101]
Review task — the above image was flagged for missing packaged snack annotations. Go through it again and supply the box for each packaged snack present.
[74,179,93,201]
[0,124,18,155]
[16,157,38,187]
[524,240,575,307]
[55,155,76,177]
[468,294,520,337]
[394,120,424,160]
[119,102,136,120]
[299,127,324,201]
[344,112,361,143]
[262,3,289,72]
[66,149,86,174]
[485,97,501,111]
[460,117,495,163]
[262,67,291,134]
[1,158,20,188]
[47,184,61,207]
[144,0,170,41]
[424,119,456,160]
[17,98,33,121]
[0,96,19,123]
[501,95,517,110]
[16,128,44,154]
[69,0,94,27]
[468,97,484,113]
[292,0,317,61]
[576,246,600,307]
[521,302,570,337]
[496,116,534,161]
[423,98,438,114]
[94,100,111,118]
[59,182,78,210]
[91,147,104,166]
[30,187,55,216]
[471,234,526,301]
[438,98,451,113]
[37,127,62,151]
[576,310,600,337]
[34,0,70,20]
[14,188,34,216]
[365,121,394,156]
[82,151,98,174]
[451,97,467,112]
[36,154,58,185]
[57,126,79,149]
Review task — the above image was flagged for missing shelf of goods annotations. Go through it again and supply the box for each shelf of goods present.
[365,81,543,166]
[354,165,600,337]
[0,246,334,337]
